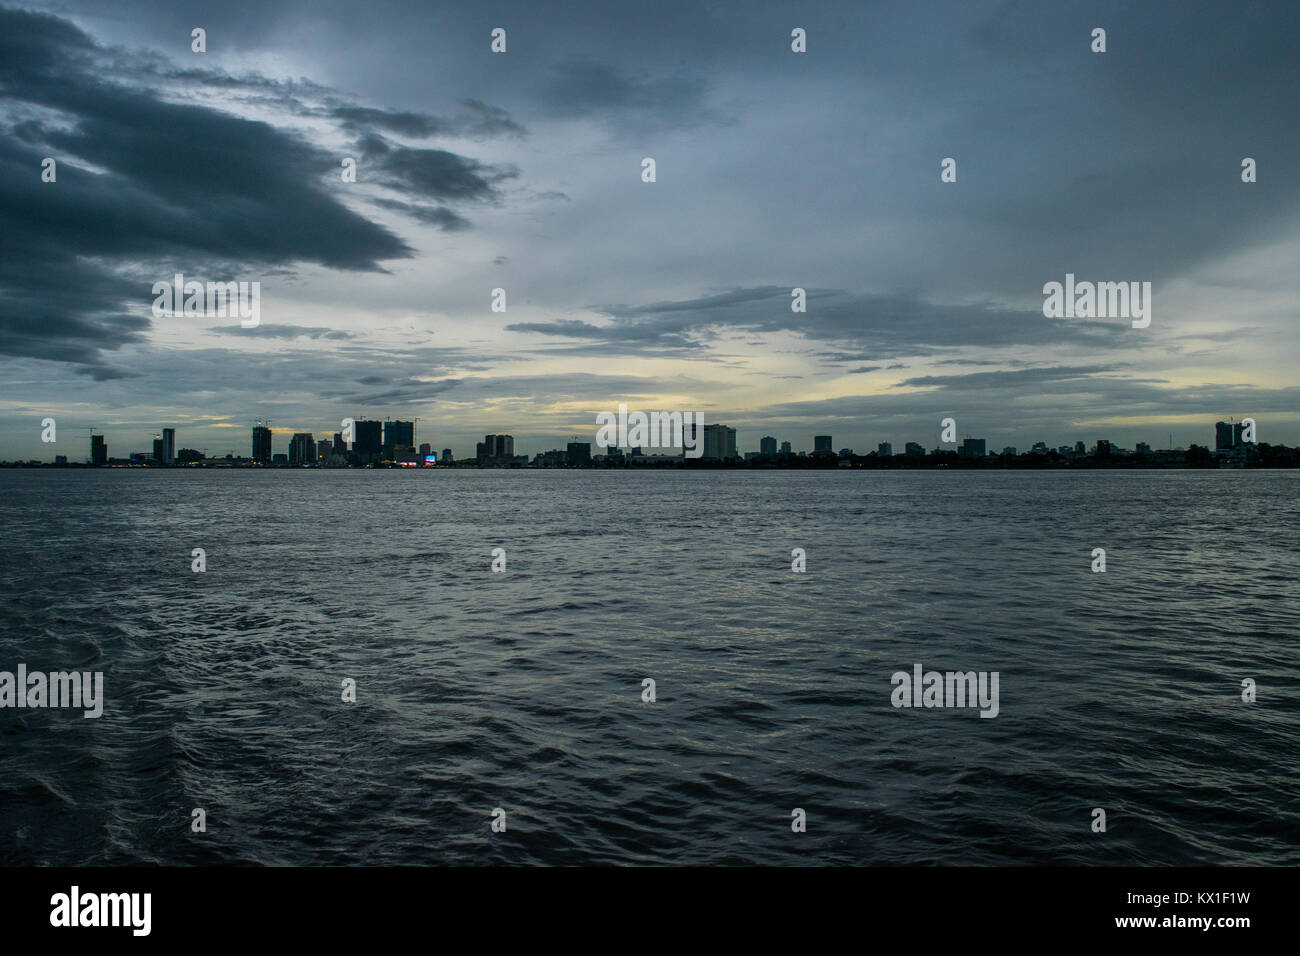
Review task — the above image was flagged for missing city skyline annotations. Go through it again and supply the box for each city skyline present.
[13,414,1280,467]
[1,2,1297,460]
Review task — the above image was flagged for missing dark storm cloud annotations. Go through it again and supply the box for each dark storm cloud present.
[371,198,472,231]
[0,6,521,373]
[356,133,518,201]
[512,287,1132,359]
[330,99,525,139]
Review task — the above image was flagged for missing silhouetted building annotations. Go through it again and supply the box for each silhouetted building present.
[353,419,382,463]
[91,434,107,466]
[960,438,986,458]
[332,433,346,456]
[272,453,288,465]
[1002,447,1018,457]
[567,442,591,464]
[161,428,175,464]
[252,425,272,463]
[814,435,833,453]
[1096,439,1111,458]
[289,433,315,465]
[780,440,792,455]
[1215,421,1246,451]
[905,442,925,457]
[1075,441,1086,455]
[878,442,892,457]
[760,436,777,456]
[441,448,453,463]
[152,436,164,463]
[316,438,332,462]
[419,443,431,457]
[1136,442,1152,455]
[703,424,737,460]
[384,420,414,458]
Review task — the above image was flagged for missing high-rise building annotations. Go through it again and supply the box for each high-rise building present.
[495,434,514,459]
[252,425,272,463]
[353,419,382,463]
[161,428,175,464]
[317,438,333,462]
[814,435,833,453]
[332,433,346,456]
[152,436,164,463]
[1002,447,1018,457]
[1136,442,1152,455]
[1215,421,1233,450]
[482,434,497,460]
[1075,441,1086,455]
[91,434,107,466]
[905,442,925,457]
[419,443,432,457]
[877,442,892,457]
[567,442,591,465]
[441,448,453,463]
[702,424,737,461]
[384,420,415,458]
[960,438,986,458]
[779,440,792,455]
[476,441,488,461]
[289,432,315,465]
[1096,439,1111,458]
[760,436,777,456]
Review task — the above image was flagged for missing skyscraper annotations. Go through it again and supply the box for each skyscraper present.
[384,420,415,458]
[779,440,792,455]
[91,434,107,466]
[760,436,777,456]
[332,432,346,456]
[152,435,164,463]
[814,435,833,453]
[1215,421,1234,451]
[961,438,987,458]
[353,419,382,463]
[702,424,737,460]
[252,425,272,463]
[161,428,175,464]
[567,441,591,464]
[441,448,453,463]
[878,442,892,457]
[289,432,315,465]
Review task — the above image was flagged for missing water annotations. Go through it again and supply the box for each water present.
[1,468,1296,866]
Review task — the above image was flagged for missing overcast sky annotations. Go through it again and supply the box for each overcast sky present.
[1,0,1296,460]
